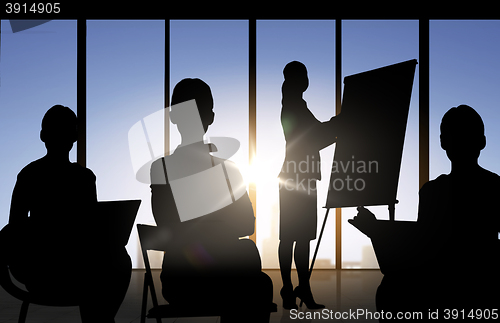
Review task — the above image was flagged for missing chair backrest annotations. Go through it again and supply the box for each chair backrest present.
[0,262,78,307]
[0,263,29,301]
[136,224,170,253]
[136,223,277,321]
[137,224,172,275]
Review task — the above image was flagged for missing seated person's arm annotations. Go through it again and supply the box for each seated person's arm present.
[416,181,432,225]
[150,156,255,240]
[200,159,255,239]
[150,158,181,227]
[9,173,30,226]
[351,206,421,273]
[185,159,256,239]
[415,181,439,266]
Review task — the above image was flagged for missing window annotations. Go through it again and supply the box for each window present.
[430,20,500,178]
[5,19,493,271]
[87,20,165,268]
[341,20,419,268]
[257,20,336,268]
[0,20,77,229]
[170,20,249,182]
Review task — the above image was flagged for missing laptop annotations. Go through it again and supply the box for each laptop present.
[97,200,141,247]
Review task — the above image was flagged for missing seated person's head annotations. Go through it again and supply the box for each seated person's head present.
[170,78,214,134]
[40,105,78,153]
[440,104,486,163]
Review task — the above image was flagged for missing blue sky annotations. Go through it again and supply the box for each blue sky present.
[1,19,499,268]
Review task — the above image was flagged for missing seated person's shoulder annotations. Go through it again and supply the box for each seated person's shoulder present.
[16,158,51,182]
[217,158,239,174]
[480,167,500,181]
[18,159,95,181]
[17,160,39,179]
[69,162,96,181]
[419,174,449,194]
[150,158,167,185]
[213,158,246,201]
[479,168,500,193]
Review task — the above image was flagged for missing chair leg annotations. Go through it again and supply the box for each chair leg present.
[141,273,148,323]
[141,272,162,323]
[18,301,29,323]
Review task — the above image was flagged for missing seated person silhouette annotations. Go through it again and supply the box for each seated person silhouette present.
[149,79,273,322]
[352,105,500,317]
[4,105,131,323]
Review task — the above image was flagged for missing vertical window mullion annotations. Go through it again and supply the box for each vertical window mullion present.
[249,19,257,242]
[77,19,87,167]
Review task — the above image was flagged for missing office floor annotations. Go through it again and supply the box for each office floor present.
[0,269,384,323]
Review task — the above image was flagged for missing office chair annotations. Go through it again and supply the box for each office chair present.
[137,224,277,323]
[0,200,140,323]
[0,261,80,323]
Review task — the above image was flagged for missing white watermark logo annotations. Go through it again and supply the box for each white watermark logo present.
[290,308,423,320]
[128,100,243,222]
[279,155,378,195]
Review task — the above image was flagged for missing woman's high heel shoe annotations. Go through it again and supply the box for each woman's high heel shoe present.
[294,285,325,309]
[280,286,298,310]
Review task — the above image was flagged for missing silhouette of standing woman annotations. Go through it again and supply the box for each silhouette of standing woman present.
[278,61,339,309]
